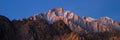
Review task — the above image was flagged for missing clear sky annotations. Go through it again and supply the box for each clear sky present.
[0,0,120,21]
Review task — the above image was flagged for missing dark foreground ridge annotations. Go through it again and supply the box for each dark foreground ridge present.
[0,8,120,40]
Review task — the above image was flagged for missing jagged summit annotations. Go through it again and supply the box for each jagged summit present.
[29,8,114,23]
[28,7,113,22]
[25,8,120,33]
[0,8,120,40]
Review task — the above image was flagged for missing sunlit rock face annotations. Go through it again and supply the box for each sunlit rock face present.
[0,8,120,40]
[33,8,120,33]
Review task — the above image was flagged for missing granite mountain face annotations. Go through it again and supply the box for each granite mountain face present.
[28,8,120,33]
[0,8,120,40]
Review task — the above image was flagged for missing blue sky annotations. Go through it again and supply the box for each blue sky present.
[0,0,120,21]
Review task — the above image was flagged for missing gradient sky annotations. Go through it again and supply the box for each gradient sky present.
[0,0,120,21]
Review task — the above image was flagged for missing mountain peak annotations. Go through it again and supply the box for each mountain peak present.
[56,7,63,13]
[26,8,120,33]
[1,8,120,40]
[99,16,112,20]
[97,16,114,24]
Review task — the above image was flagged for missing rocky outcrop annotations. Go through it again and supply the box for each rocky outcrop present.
[0,8,120,40]
[0,15,16,40]
[12,18,79,40]
[28,8,120,33]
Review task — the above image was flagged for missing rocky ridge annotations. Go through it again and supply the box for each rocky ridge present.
[0,8,120,40]
[27,8,120,33]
